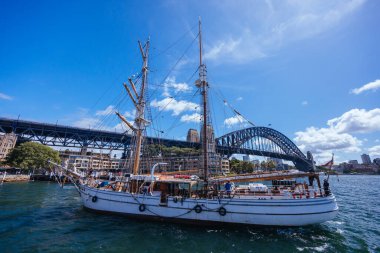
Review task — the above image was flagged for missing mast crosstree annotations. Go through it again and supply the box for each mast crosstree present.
[117,39,150,175]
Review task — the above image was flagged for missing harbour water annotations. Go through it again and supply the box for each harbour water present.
[0,175,379,253]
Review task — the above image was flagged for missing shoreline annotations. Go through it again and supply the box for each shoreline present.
[1,174,30,183]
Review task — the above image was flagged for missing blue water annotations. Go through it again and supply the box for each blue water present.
[1,175,379,253]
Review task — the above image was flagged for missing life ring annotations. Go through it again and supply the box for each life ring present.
[173,197,178,203]
[92,196,97,203]
[194,204,202,213]
[139,204,146,212]
[218,207,227,216]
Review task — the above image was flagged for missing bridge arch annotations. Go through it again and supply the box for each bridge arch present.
[215,127,313,171]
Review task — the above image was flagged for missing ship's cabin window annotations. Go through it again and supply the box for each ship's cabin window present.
[153,181,190,197]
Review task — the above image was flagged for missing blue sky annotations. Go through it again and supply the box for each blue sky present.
[1,0,379,163]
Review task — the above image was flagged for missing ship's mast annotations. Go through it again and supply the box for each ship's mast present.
[133,39,150,175]
[117,39,150,175]
[198,18,208,182]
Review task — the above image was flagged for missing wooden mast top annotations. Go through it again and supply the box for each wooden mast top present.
[199,17,203,67]
[132,39,150,175]
[117,39,150,175]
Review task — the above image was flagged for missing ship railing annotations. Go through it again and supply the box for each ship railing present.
[227,186,326,199]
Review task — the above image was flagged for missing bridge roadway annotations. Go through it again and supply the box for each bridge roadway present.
[0,117,312,171]
[0,117,197,151]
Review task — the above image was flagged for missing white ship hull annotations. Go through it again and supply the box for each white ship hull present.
[79,185,338,226]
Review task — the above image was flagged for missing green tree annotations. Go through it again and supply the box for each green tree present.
[229,159,241,174]
[241,161,254,173]
[229,159,254,174]
[144,144,200,157]
[5,142,61,170]
[260,161,267,170]
[267,160,276,171]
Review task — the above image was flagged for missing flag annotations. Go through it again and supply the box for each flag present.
[321,154,334,170]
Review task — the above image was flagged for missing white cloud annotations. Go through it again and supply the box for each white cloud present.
[375,139,380,143]
[313,151,337,164]
[180,113,201,123]
[236,96,243,101]
[150,77,199,124]
[0,92,13,100]
[71,106,134,132]
[124,109,136,120]
[327,108,380,134]
[151,97,199,116]
[294,126,362,154]
[294,108,380,156]
[204,32,266,63]
[162,76,192,97]
[203,0,365,63]
[224,115,246,128]
[368,145,380,157]
[350,79,380,94]
[302,100,308,106]
[292,108,380,155]
[73,117,100,128]
[96,105,115,116]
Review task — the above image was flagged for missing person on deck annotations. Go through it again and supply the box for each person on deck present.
[225,181,232,197]
[323,179,330,196]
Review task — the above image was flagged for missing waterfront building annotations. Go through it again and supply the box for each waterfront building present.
[221,157,230,174]
[60,149,226,175]
[60,150,112,168]
[336,162,379,174]
[361,154,371,164]
[373,158,380,166]
[0,133,17,161]
[332,165,343,173]
[186,129,199,143]
[348,160,359,164]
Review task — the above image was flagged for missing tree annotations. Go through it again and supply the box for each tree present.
[5,142,61,170]
[267,160,276,171]
[144,144,200,157]
[229,159,242,174]
[241,161,254,173]
[229,159,254,174]
[260,161,267,170]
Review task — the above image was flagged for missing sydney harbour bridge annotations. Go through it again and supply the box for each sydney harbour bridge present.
[0,117,313,171]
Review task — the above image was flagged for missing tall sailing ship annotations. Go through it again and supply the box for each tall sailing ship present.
[54,20,338,226]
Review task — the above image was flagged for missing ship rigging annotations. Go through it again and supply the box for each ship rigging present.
[50,19,338,226]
